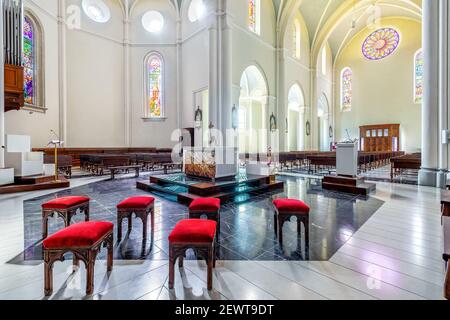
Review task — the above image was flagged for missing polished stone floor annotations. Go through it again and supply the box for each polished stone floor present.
[21,175,383,262]
[0,174,445,300]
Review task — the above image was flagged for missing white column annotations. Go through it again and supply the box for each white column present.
[207,2,219,135]
[299,109,305,151]
[419,0,440,186]
[176,16,182,131]
[277,51,286,151]
[57,0,68,145]
[438,0,449,188]
[123,12,131,146]
[220,0,232,144]
[0,0,4,168]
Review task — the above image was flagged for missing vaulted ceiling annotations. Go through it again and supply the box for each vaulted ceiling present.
[120,0,422,60]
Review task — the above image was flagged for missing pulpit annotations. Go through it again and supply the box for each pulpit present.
[336,141,358,177]
[322,141,376,195]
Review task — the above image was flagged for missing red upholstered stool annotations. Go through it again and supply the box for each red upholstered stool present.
[42,196,90,239]
[43,221,114,296]
[117,196,155,241]
[189,198,221,240]
[273,199,310,246]
[168,219,217,291]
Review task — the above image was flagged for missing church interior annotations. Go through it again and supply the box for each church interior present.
[0,0,449,301]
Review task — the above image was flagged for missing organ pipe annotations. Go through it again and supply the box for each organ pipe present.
[3,0,23,66]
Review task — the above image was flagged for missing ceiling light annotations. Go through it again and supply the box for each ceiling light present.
[82,0,110,23]
[142,11,164,33]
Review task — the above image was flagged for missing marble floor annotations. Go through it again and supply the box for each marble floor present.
[0,172,445,300]
[21,175,383,262]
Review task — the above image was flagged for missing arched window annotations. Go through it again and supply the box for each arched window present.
[23,13,44,109]
[414,49,423,104]
[341,67,352,112]
[293,20,301,59]
[248,0,260,35]
[321,46,327,76]
[144,52,164,119]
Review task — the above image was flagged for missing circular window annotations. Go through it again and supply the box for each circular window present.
[142,11,164,33]
[362,28,400,60]
[82,0,111,23]
[188,0,205,22]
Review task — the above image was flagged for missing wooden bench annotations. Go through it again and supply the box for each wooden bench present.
[109,165,141,180]
[44,155,73,178]
[390,153,421,181]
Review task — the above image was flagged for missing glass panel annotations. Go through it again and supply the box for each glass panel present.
[23,16,34,104]
[366,130,371,137]
[378,129,383,137]
[415,49,424,104]
[341,68,352,111]
[384,129,389,137]
[147,55,162,118]
[248,0,257,33]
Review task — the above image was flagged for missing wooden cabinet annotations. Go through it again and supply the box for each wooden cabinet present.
[4,64,24,112]
[360,124,400,152]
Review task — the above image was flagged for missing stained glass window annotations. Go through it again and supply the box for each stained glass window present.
[248,0,259,34]
[293,20,301,59]
[362,28,400,61]
[341,68,352,112]
[146,53,163,118]
[23,16,34,105]
[414,49,423,104]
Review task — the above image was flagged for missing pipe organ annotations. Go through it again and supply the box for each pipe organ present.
[3,0,24,112]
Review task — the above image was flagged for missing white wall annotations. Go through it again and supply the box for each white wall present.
[130,0,178,148]
[334,18,422,153]
[5,0,60,148]
[65,0,125,146]
[283,11,311,150]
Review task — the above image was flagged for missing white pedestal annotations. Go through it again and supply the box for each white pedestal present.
[246,163,273,176]
[4,135,44,177]
[0,168,14,186]
[336,142,358,177]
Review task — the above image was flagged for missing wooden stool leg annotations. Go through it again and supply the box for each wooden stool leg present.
[304,216,309,248]
[207,246,213,291]
[42,213,49,239]
[107,235,113,272]
[213,242,216,268]
[86,254,95,295]
[73,256,79,271]
[128,215,132,233]
[168,246,175,289]
[142,213,148,240]
[117,216,123,240]
[150,208,155,233]
[179,256,184,268]
[84,206,90,222]
[273,213,278,235]
[44,253,53,296]
[278,216,283,245]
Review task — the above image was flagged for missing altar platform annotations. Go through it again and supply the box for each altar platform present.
[137,172,284,205]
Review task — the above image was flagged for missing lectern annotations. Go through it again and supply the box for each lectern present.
[322,140,376,195]
[47,140,64,182]
[336,141,358,177]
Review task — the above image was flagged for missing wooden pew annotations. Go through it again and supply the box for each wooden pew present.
[44,155,73,178]
[390,153,421,182]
